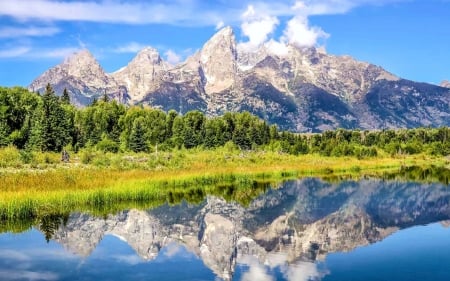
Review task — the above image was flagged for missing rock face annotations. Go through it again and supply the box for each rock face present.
[46,179,450,280]
[29,50,128,106]
[199,26,238,95]
[441,80,450,88]
[111,47,171,103]
[29,27,450,131]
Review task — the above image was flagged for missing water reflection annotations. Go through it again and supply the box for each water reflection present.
[1,178,450,280]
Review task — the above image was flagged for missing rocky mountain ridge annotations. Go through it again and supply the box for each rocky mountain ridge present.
[29,27,450,131]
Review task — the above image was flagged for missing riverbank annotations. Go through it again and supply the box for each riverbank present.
[1,147,449,222]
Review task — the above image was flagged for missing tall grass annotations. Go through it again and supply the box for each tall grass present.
[0,146,448,226]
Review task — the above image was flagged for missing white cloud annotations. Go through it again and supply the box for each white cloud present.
[0,46,31,58]
[0,46,79,59]
[113,42,148,53]
[74,34,87,49]
[0,0,404,26]
[0,26,60,38]
[36,47,80,58]
[282,15,329,47]
[238,5,279,51]
[237,0,351,54]
[0,0,405,62]
[216,21,225,30]
[164,49,182,65]
[0,0,229,26]
[285,0,406,16]
[265,39,289,57]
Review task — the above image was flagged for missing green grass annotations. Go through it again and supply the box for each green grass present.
[0,146,449,227]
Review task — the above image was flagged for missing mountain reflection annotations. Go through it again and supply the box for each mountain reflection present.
[42,178,450,280]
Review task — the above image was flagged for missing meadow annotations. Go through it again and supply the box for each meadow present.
[1,144,449,227]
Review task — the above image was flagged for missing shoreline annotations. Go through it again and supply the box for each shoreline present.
[1,150,449,222]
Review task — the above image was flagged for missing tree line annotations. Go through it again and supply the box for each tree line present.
[0,85,449,157]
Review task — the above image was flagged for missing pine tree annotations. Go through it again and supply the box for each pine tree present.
[40,83,72,151]
[129,117,147,152]
[61,88,70,104]
[26,107,44,151]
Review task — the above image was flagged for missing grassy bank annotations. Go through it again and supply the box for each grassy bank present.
[0,146,449,222]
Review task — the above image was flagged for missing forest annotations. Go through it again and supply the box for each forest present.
[1,85,449,158]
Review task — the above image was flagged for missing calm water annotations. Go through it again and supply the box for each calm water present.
[1,178,450,281]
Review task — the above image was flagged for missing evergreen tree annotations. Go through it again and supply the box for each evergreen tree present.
[39,83,72,151]
[182,111,205,148]
[61,88,70,104]
[129,117,147,152]
[26,107,44,151]
[269,125,279,140]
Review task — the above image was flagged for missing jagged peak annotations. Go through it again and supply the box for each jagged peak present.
[130,46,163,65]
[212,26,234,38]
[203,26,236,50]
[63,49,98,65]
[137,46,160,56]
[440,80,450,88]
[201,26,237,64]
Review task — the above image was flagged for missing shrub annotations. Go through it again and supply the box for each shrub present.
[96,137,119,153]
[34,152,59,164]
[92,154,111,167]
[0,146,21,167]
[224,141,239,153]
[19,150,34,164]
[80,150,96,164]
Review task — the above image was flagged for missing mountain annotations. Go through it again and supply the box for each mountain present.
[441,80,450,88]
[29,49,128,106]
[111,47,171,103]
[45,178,450,280]
[29,27,450,132]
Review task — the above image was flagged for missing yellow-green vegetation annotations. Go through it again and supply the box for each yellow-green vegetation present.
[1,145,449,223]
[2,86,449,234]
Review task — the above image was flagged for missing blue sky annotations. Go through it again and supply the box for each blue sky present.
[0,0,449,87]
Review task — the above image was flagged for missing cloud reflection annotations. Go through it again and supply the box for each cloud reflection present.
[282,261,323,281]
[111,254,143,265]
[0,270,58,281]
[240,255,273,281]
[239,252,326,281]
[0,250,30,262]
